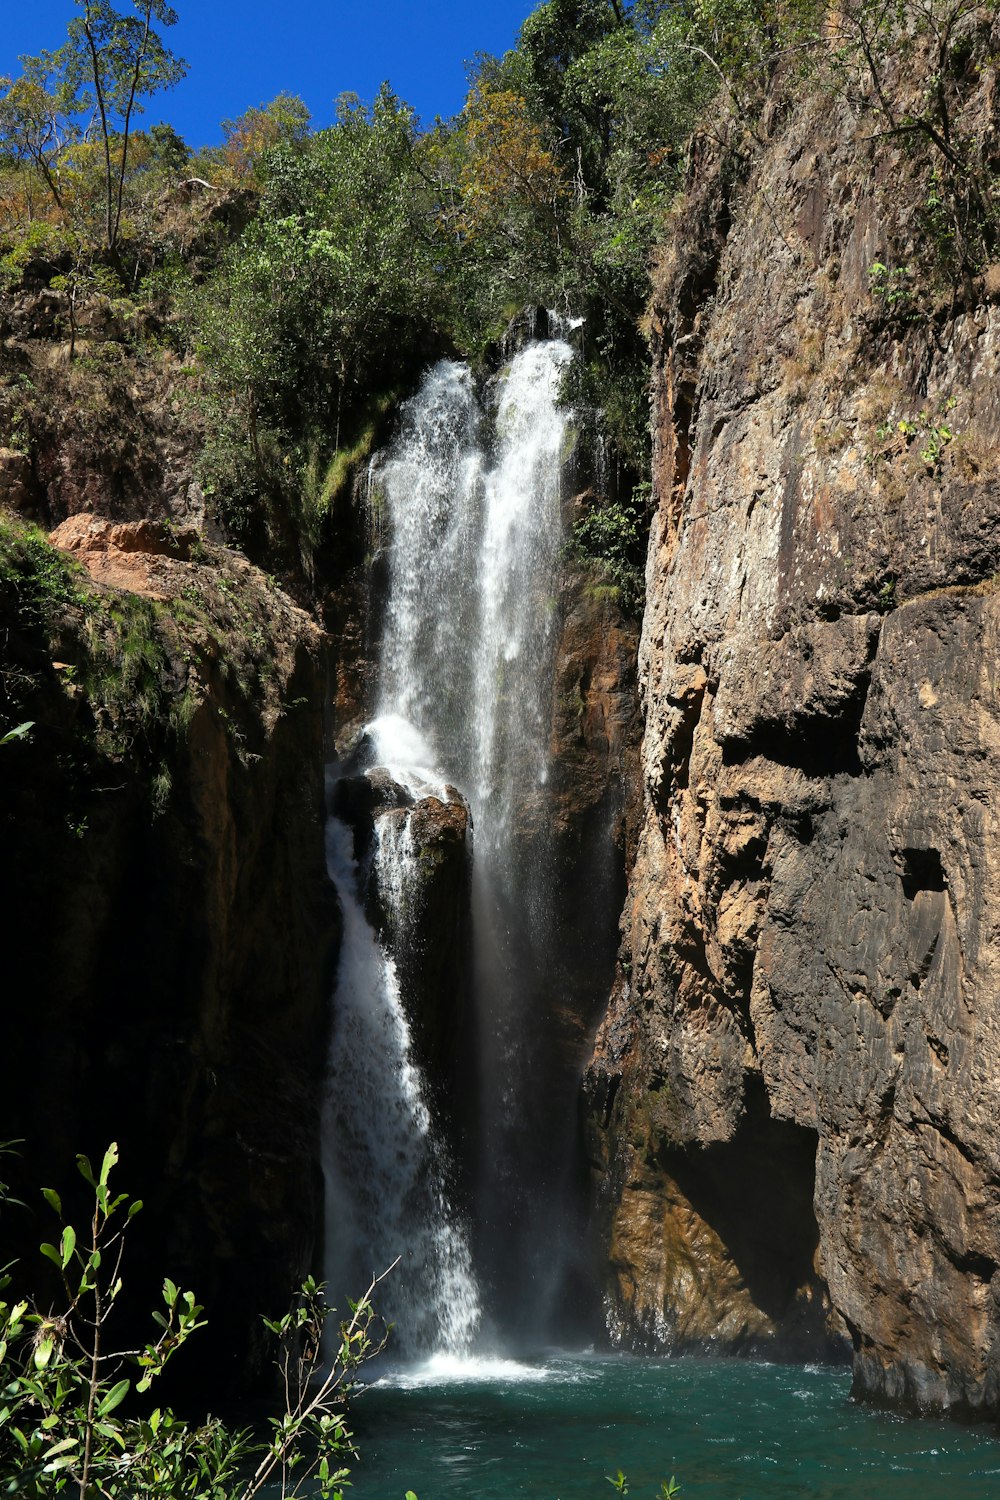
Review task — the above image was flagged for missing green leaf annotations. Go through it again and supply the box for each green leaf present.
[93,1419,125,1445]
[40,1188,62,1217]
[98,1142,118,1190]
[127,1199,143,1220]
[0,721,33,745]
[33,1335,54,1371]
[42,1437,77,1457]
[39,1242,62,1270]
[59,1225,75,1268]
[76,1154,95,1188]
[97,1377,130,1416]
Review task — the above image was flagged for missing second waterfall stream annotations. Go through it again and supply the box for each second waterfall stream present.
[323,332,580,1364]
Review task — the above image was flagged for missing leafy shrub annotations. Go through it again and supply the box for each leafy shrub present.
[0,1143,392,1500]
[571,486,650,615]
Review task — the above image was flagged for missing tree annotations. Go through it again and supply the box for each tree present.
[0,53,87,219]
[66,0,187,252]
[196,84,445,558]
[459,84,568,236]
[219,92,312,183]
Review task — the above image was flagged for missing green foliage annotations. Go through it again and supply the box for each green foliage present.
[868,260,914,313]
[0,1145,391,1500]
[64,0,187,251]
[452,3,716,471]
[217,91,312,183]
[606,1470,681,1496]
[877,573,897,612]
[0,513,83,626]
[0,0,199,384]
[823,0,998,283]
[194,84,443,563]
[871,396,959,474]
[0,514,285,793]
[0,221,73,292]
[83,593,168,749]
[0,1142,223,1497]
[0,515,177,757]
[5,0,994,591]
[571,485,649,614]
[0,52,88,216]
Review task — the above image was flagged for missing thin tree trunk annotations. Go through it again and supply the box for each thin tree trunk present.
[68,281,78,361]
[112,2,153,252]
[82,0,115,250]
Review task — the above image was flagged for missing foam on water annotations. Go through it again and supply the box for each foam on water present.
[364,713,450,802]
[376,1354,556,1390]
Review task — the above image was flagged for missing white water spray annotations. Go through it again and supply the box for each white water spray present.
[322,817,480,1356]
[324,331,578,1358]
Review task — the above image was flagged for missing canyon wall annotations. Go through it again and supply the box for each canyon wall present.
[587,60,1000,1414]
[1,360,335,1393]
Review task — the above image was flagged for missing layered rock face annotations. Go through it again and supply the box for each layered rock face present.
[587,72,1000,1413]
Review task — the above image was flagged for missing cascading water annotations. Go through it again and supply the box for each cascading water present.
[322,807,480,1357]
[324,329,584,1361]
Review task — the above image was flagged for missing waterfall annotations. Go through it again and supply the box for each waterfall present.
[324,331,579,1359]
[322,814,480,1357]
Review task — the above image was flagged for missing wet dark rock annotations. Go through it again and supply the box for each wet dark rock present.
[333,769,472,1105]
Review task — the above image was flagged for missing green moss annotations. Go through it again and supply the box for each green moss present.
[83,594,168,755]
[0,512,85,625]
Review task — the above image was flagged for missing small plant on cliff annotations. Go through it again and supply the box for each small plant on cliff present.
[0,1143,392,1499]
[0,514,84,625]
[868,261,914,316]
[570,485,650,616]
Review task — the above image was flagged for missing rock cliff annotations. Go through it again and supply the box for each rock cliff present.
[1,509,335,1394]
[587,51,1000,1415]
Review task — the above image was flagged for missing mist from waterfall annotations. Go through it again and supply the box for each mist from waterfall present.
[324,333,579,1361]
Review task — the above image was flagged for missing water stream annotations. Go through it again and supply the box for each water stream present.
[323,334,579,1359]
[321,813,480,1355]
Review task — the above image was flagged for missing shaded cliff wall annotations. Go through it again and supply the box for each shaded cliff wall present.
[587,49,1000,1414]
[1,514,336,1396]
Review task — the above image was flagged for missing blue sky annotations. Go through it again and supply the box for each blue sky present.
[3,1,539,145]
